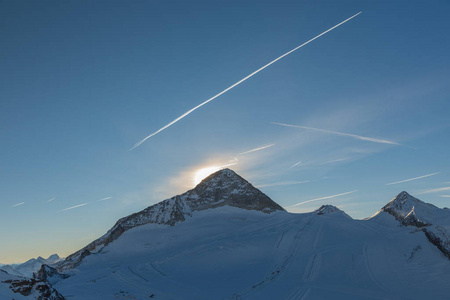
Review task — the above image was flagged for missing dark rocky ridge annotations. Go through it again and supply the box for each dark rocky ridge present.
[57,169,285,272]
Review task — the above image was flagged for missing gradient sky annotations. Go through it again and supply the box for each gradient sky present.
[1,0,449,263]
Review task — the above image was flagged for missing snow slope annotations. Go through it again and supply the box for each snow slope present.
[52,205,450,299]
[57,169,284,272]
[5,170,450,299]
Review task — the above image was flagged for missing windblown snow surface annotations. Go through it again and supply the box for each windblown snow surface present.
[52,205,450,299]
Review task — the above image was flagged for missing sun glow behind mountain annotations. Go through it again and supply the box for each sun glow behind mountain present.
[194,166,222,185]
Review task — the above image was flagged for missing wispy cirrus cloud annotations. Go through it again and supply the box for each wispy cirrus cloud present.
[47,197,55,203]
[288,190,358,207]
[440,195,450,198]
[385,172,440,185]
[416,187,450,195]
[11,202,24,207]
[130,12,362,150]
[237,144,275,156]
[256,181,309,188]
[271,122,400,146]
[61,203,88,212]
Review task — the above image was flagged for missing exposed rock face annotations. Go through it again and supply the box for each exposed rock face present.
[57,169,285,272]
[2,276,65,299]
[381,191,450,259]
[316,205,341,215]
[34,265,69,283]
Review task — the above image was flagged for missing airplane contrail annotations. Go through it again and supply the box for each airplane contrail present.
[416,186,450,195]
[97,197,112,202]
[290,160,303,168]
[272,122,400,146]
[61,203,88,212]
[289,190,358,207]
[385,172,440,185]
[130,12,362,150]
[237,144,275,155]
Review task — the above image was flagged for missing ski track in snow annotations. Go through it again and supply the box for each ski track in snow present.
[362,244,390,294]
[284,287,310,300]
[227,216,314,299]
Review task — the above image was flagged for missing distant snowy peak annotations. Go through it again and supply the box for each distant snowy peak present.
[57,168,284,272]
[0,254,62,278]
[381,191,440,226]
[315,205,350,218]
[380,191,450,259]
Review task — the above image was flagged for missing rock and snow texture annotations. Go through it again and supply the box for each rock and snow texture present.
[0,254,63,278]
[374,191,450,258]
[0,269,64,300]
[57,169,285,272]
[315,204,350,218]
[7,169,450,299]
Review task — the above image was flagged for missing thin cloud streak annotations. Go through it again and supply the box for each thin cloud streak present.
[61,203,88,212]
[47,197,55,203]
[440,195,450,198]
[237,144,275,156]
[289,190,358,207]
[385,172,440,185]
[256,181,310,188]
[130,12,362,150]
[416,187,450,195]
[321,158,349,165]
[290,161,303,168]
[97,197,112,202]
[11,202,24,207]
[271,122,400,146]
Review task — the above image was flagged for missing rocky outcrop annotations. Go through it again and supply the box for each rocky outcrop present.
[2,277,65,299]
[57,169,285,272]
[34,265,69,283]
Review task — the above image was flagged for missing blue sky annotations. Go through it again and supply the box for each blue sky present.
[1,0,449,263]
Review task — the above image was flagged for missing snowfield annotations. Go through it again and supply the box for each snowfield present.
[2,170,449,299]
[53,206,449,299]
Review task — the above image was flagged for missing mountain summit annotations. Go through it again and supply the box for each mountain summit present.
[381,191,441,227]
[379,191,450,258]
[57,168,284,271]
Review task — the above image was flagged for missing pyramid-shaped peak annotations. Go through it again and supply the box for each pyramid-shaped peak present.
[193,168,285,213]
[383,191,427,212]
[197,168,245,186]
[381,191,440,225]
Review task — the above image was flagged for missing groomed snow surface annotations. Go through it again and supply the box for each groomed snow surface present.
[52,206,449,300]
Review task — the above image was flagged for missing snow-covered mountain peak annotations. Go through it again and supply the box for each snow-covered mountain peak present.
[381,191,440,226]
[191,168,285,213]
[316,205,342,215]
[315,205,351,218]
[375,191,450,259]
[57,169,284,272]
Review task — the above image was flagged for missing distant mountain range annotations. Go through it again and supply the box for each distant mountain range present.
[1,169,449,299]
[0,254,62,278]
